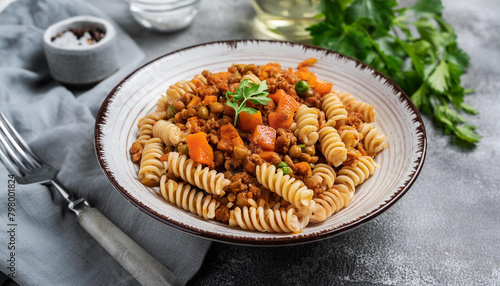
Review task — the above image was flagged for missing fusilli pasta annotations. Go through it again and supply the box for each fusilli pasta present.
[241,73,261,85]
[318,126,347,167]
[334,156,378,205]
[193,74,207,85]
[312,163,336,190]
[156,95,169,112]
[229,202,309,233]
[357,123,386,154]
[338,125,362,149]
[138,138,165,187]
[294,105,319,145]
[334,89,376,123]
[321,92,348,128]
[166,80,197,104]
[164,152,230,196]
[255,163,314,210]
[160,177,220,220]
[152,119,185,146]
[137,111,167,146]
[311,186,345,222]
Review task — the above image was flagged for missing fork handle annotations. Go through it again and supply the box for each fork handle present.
[77,207,181,286]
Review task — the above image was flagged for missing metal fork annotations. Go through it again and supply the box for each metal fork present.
[0,113,180,286]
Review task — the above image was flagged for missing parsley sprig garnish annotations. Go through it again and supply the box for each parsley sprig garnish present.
[225,79,271,125]
[308,0,480,143]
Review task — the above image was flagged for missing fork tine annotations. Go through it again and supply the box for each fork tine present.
[0,147,23,177]
[0,113,41,169]
[0,131,32,174]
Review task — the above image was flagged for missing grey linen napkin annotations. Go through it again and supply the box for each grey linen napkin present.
[0,0,211,285]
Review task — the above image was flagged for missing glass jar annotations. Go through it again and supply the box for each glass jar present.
[252,0,322,41]
[128,0,201,32]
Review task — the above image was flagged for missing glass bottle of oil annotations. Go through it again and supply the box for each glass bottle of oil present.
[252,0,322,42]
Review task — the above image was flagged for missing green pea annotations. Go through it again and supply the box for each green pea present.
[277,161,288,169]
[197,106,209,120]
[295,81,310,95]
[298,144,306,152]
[166,104,176,119]
[282,166,292,175]
[178,145,189,156]
[289,145,302,158]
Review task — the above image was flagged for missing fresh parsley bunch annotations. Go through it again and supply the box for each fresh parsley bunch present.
[308,0,480,143]
[225,79,271,125]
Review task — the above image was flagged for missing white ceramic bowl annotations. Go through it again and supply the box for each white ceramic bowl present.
[95,40,426,245]
[43,16,118,85]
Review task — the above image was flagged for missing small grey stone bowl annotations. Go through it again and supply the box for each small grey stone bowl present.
[43,16,119,85]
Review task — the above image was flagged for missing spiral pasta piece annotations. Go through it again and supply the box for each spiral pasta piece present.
[321,92,348,128]
[338,125,362,149]
[152,120,184,146]
[241,73,261,85]
[334,156,378,205]
[334,89,375,123]
[192,74,208,85]
[229,202,309,233]
[166,80,197,104]
[138,138,165,187]
[294,105,319,145]
[312,163,336,190]
[255,164,313,210]
[318,126,347,167]
[357,123,386,154]
[310,186,345,222]
[137,111,167,145]
[160,177,220,220]
[164,152,230,196]
[156,95,169,112]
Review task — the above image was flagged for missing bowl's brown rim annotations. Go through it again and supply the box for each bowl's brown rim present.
[94,39,427,246]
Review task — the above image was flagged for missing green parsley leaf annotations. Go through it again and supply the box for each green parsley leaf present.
[427,59,450,93]
[455,125,481,143]
[410,83,427,109]
[225,79,271,125]
[409,0,443,15]
[460,102,479,115]
[344,0,397,29]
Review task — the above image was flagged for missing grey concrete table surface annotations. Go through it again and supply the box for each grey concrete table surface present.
[89,0,500,285]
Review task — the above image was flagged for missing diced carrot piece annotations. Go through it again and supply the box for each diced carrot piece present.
[259,71,269,80]
[260,151,279,162]
[294,162,311,175]
[232,136,244,147]
[203,96,218,105]
[308,77,318,88]
[187,96,201,108]
[250,125,276,151]
[268,111,294,129]
[261,63,281,72]
[268,90,300,129]
[186,132,214,165]
[160,154,169,162]
[314,81,333,95]
[238,111,262,131]
[276,93,301,115]
[268,89,287,104]
[218,124,243,151]
[294,68,316,81]
[215,72,231,81]
[298,58,318,69]
[191,78,204,88]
